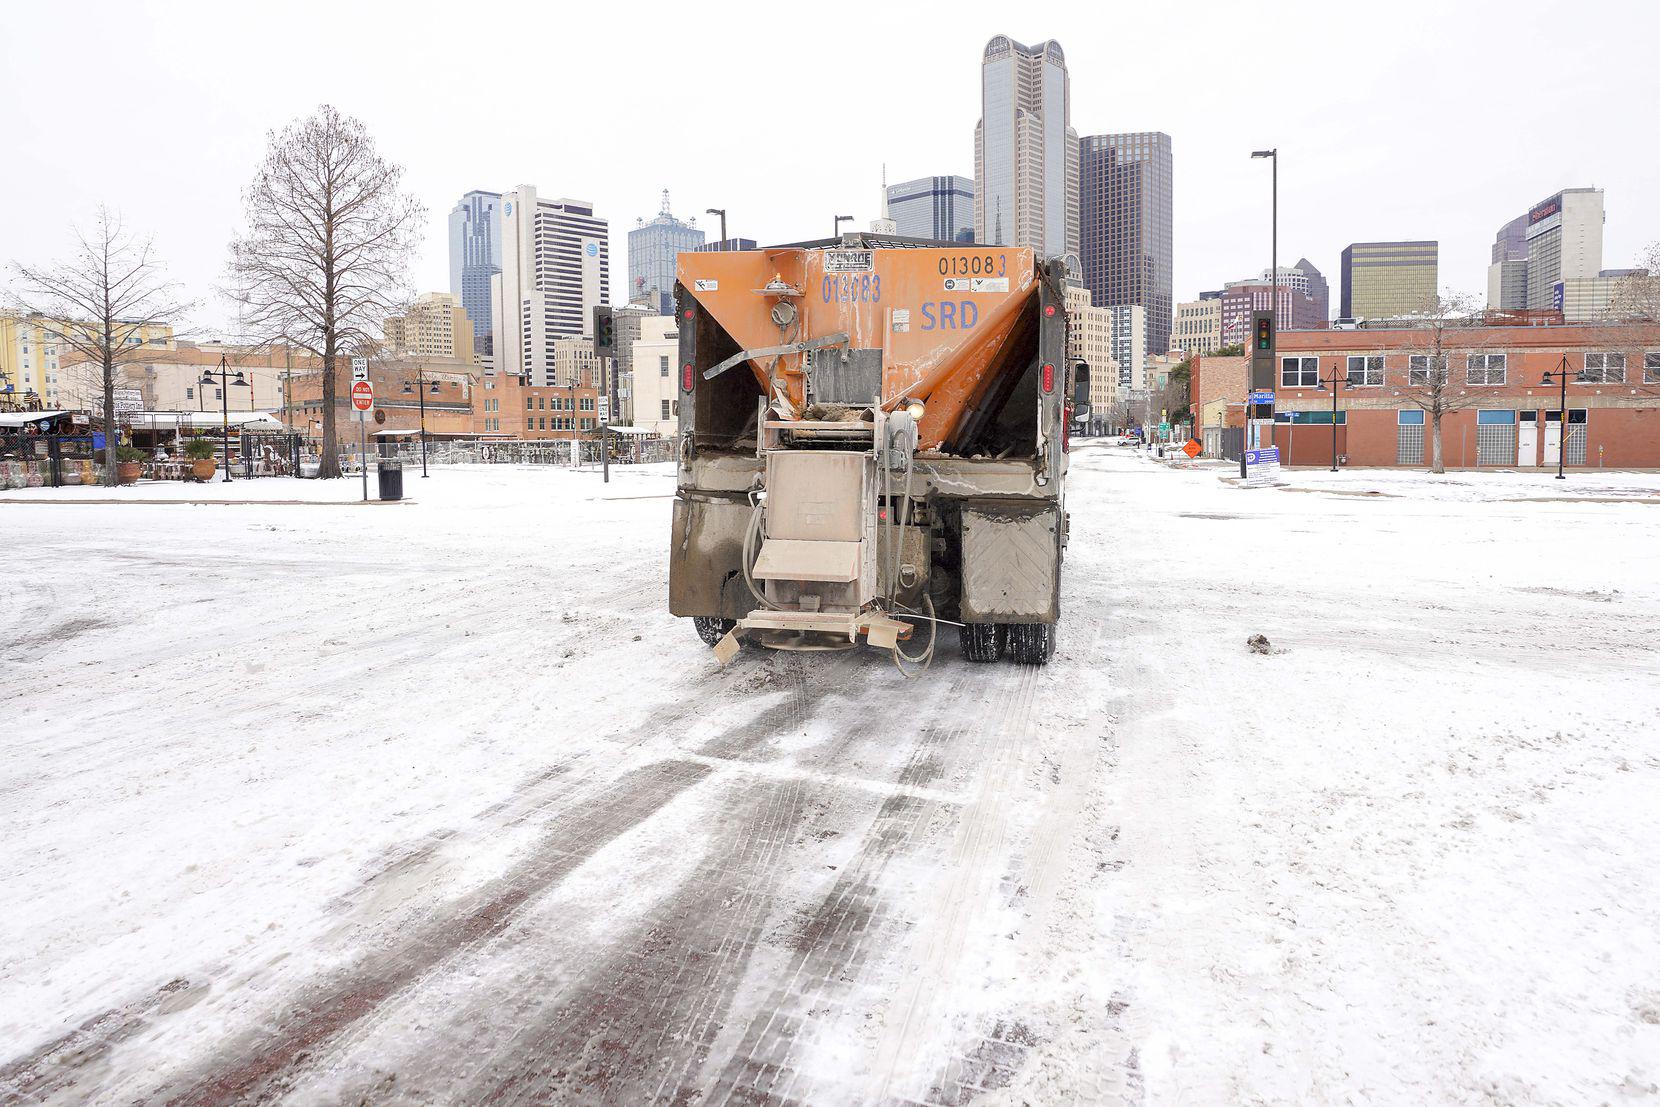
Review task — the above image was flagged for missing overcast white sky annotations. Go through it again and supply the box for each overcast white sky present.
[5,0,1656,333]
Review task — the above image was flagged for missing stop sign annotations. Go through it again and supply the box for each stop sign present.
[350,380,374,412]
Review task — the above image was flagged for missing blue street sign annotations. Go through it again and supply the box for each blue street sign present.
[1248,391,1274,404]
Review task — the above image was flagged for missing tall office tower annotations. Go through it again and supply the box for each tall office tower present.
[1486,214,1530,310]
[886,175,976,242]
[1078,131,1173,355]
[628,190,705,314]
[974,35,1078,263]
[492,186,609,387]
[1293,258,1329,323]
[448,191,501,361]
[1340,241,1439,318]
[1523,188,1604,310]
[1108,304,1146,391]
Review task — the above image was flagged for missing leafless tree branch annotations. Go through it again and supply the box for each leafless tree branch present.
[224,105,424,478]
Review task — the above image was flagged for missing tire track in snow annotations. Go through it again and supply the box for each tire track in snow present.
[135,759,715,1107]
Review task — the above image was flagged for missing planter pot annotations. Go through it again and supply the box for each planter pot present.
[117,462,143,485]
[190,459,218,481]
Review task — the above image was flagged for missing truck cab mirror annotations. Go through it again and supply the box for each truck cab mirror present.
[1072,361,1091,406]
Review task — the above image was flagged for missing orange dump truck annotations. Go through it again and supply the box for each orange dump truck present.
[668,235,1081,670]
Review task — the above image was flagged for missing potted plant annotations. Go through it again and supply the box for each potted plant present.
[115,445,146,485]
[182,437,218,481]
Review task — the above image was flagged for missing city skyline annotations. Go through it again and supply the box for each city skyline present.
[3,1,1656,335]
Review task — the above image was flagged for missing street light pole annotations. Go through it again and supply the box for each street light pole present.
[1540,354,1580,480]
[1250,148,1278,466]
[199,354,249,483]
[416,365,430,478]
[834,214,853,240]
[706,208,727,250]
[1316,362,1344,472]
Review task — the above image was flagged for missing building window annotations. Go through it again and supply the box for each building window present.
[1280,356,1318,388]
[659,355,670,378]
[186,387,194,400]
[1466,353,1507,386]
[1408,355,1447,385]
[525,397,533,410]
[1582,352,1625,383]
[1396,409,1425,465]
[661,399,671,420]
[1644,352,1660,384]
[1346,355,1383,386]
[1475,409,1517,466]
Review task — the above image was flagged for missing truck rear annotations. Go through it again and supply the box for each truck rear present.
[668,236,1075,670]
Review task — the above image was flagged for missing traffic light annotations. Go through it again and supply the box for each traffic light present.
[1249,308,1276,392]
[592,305,616,358]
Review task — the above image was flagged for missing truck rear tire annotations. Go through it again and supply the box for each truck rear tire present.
[694,616,736,647]
[960,622,1004,663]
[1006,622,1056,665]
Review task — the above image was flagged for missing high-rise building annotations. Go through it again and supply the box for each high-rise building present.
[612,301,665,425]
[1523,189,1604,310]
[628,190,705,315]
[974,35,1078,262]
[1340,241,1438,319]
[491,186,609,387]
[886,175,975,242]
[1107,304,1146,391]
[384,293,475,364]
[1484,214,1531,311]
[448,191,501,362]
[1171,293,1223,357]
[1220,281,1319,346]
[1078,132,1173,356]
[1280,259,1329,324]
[1064,283,1117,429]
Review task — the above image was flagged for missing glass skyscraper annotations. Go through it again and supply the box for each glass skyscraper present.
[627,191,705,315]
[448,191,501,360]
[886,176,975,242]
[1078,132,1173,358]
[974,36,1077,263]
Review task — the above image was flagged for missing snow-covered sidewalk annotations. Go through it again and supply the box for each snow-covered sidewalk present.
[1,449,1656,1104]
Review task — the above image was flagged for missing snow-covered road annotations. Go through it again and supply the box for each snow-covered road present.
[2,449,1656,1105]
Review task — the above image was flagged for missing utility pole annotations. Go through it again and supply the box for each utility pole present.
[706,208,727,250]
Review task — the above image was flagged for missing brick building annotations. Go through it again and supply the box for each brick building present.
[1195,322,1660,468]
[285,358,476,449]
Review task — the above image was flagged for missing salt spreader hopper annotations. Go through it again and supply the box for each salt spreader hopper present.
[668,234,1081,670]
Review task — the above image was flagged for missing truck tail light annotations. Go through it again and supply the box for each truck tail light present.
[1042,362,1055,393]
[682,364,694,392]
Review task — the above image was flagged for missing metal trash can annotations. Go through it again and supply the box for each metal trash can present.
[377,458,404,501]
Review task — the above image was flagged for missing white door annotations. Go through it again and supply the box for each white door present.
[1543,411,1563,465]
[1517,411,1539,466]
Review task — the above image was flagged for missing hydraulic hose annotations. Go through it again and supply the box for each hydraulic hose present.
[741,495,779,611]
[891,592,937,678]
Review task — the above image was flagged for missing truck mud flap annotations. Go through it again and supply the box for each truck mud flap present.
[958,499,1060,623]
[669,494,752,620]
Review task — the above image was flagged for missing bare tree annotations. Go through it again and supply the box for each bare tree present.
[228,105,423,478]
[11,208,190,485]
[1395,291,1490,473]
[1611,241,1660,323]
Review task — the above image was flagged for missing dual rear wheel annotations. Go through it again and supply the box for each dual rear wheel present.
[960,622,1056,666]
